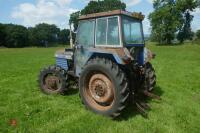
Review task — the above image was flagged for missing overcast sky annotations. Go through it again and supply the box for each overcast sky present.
[0,0,199,34]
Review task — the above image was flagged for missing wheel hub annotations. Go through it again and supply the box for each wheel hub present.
[95,87,104,97]
[45,75,60,91]
[89,74,114,104]
[93,81,106,97]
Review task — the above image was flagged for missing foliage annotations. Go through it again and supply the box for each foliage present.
[196,30,200,39]
[28,23,60,47]
[176,0,198,43]
[81,0,126,14]
[0,44,200,132]
[69,0,126,31]
[0,23,70,48]
[0,24,6,47]
[198,0,200,7]
[3,24,29,48]
[149,0,181,44]
[58,29,70,44]
[149,0,198,44]
[69,11,81,32]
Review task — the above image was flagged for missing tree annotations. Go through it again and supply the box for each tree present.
[196,30,200,39]
[176,0,198,43]
[29,23,60,47]
[69,11,80,32]
[149,0,198,44]
[69,0,126,31]
[4,24,29,48]
[0,23,70,47]
[81,0,126,14]
[149,0,182,44]
[58,29,70,44]
[0,24,6,47]
[28,27,37,46]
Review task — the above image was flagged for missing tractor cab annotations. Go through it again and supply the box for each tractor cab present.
[71,10,147,76]
[78,10,145,48]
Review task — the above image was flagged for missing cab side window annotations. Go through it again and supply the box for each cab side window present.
[107,17,120,46]
[96,18,107,45]
[96,17,120,46]
[77,20,95,47]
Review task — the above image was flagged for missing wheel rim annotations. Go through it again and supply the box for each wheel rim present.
[85,73,115,111]
[44,74,61,91]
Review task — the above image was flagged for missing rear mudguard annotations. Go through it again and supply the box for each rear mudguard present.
[75,47,131,77]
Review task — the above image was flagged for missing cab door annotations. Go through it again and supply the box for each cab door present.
[74,19,95,77]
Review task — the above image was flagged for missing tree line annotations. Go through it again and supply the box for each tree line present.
[0,0,199,48]
[0,23,71,48]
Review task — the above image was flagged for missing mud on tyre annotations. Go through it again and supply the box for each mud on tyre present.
[39,65,68,95]
[79,58,129,118]
[145,62,156,91]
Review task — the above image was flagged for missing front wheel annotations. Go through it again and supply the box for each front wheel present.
[39,65,68,95]
[79,58,129,118]
[145,62,156,91]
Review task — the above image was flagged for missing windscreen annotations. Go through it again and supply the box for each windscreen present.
[77,20,95,47]
[122,16,144,44]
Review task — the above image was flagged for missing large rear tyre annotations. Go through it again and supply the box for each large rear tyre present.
[39,65,68,95]
[79,58,129,118]
[145,63,156,91]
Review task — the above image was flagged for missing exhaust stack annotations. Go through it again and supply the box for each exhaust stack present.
[69,24,73,49]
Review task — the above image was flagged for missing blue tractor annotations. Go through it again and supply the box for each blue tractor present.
[39,10,158,118]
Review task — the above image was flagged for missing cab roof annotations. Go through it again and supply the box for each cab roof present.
[79,10,145,20]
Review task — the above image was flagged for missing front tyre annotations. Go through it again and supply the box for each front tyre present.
[145,62,156,91]
[39,65,68,95]
[79,58,129,118]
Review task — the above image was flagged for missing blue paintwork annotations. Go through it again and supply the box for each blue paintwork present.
[138,48,144,65]
[56,57,68,70]
[88,48,125,64]
[113,53,124,64]
[126,44,145,65]
[74,47,125,77]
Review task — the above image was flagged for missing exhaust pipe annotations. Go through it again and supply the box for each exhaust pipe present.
[69,24,73,49]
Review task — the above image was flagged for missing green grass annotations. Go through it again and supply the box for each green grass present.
[0,44,200,133]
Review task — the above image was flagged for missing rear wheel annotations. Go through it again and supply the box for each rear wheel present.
[39,65,68,95]
[79,58,129,118]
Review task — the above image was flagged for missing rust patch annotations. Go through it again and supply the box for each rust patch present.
[44,75,60,91]
[96,47,130,58]
[84,73,115,111]
[89,74,114,104]
[79,10,145,20]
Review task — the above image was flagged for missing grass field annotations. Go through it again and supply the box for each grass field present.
[0,43,200,133]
